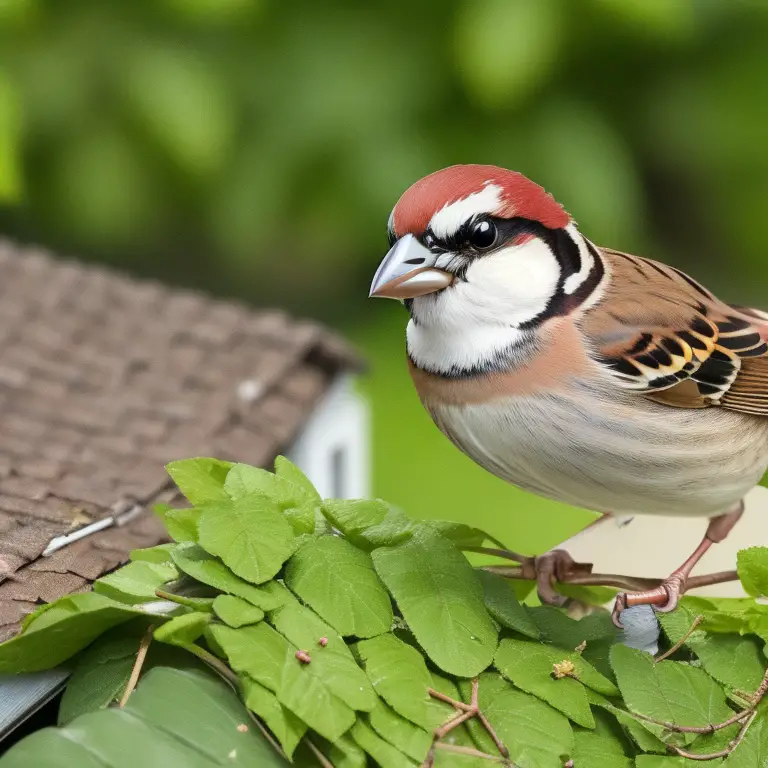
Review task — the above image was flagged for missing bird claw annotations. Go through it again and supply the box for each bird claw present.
[612,573,687,628]
[528,550,593,607]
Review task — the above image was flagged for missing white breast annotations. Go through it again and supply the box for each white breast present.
[429,389,768,518]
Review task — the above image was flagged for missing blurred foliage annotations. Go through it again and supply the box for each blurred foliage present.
[0,0,767,549]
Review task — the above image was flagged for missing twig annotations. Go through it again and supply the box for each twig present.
[433,743,513,764]
[655,615,705,662]
[630,707,752,734]
[119,624,154,707]
[183,643,240,688]
[306,739,335,768]
[244,708,288,760]
[481,565,739,594]
[463,546,532,563]
[427,687,473,711]
[670,710,757,761]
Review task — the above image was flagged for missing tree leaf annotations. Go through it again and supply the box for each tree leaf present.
[171,543,288,609]
[573,729,632,768]
[636,758,723,767]
[93,561,178,604]
[208,622,355,742]
[328,734,368,768]
[320,499,414,550]
[198,493,295,584]
[154,504,200,543]
[659,604,766,691]
[351,719,418,767]
[242,676,306,758]
[268,598,376,711]
[58,626,144,725]
[274,456,321,502]
[494,638,596,728]
[737,547,768,598]
[372,527,498,677]
[367,698,432,763]
[477,671,574,768]
[285,536,393,638]
[130,544,177,564]
[213,595,264,627]
[477,571,540,639]
[166,457,233,505]
[225,463,319,535]
[586,691,668,753]
[154,612,211,646]
[0,593,141,673]
[610,644,733,727]
[354,633,436,730]
[425,520,490,548]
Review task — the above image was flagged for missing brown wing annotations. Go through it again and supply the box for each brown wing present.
[579,247,768,412]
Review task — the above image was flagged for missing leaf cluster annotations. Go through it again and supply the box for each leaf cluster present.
[1,457,768,767]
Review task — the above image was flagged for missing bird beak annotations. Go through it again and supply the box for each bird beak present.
[369,234,454,299]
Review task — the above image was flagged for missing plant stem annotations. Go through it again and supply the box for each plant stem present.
[119,624,154,707]
[306,739,335,768]
[433,743,514,764]
[183,643,240,688]
[655,615,705,662]
[670,710,757,761]
[481,565,739,594]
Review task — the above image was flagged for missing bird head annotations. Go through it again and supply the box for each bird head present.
[369,165,597,336]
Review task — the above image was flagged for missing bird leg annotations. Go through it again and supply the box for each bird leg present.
[612,502,744,628]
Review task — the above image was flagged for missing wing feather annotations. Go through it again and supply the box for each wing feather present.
[580,247,768,413]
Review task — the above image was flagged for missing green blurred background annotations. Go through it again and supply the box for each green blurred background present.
[1,0,767,554]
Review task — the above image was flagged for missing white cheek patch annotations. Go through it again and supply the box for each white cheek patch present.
[429,183,502,239]
[406,239,561,374]
[562,223,594,295]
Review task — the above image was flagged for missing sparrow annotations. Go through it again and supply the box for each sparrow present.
[369,164,768,626]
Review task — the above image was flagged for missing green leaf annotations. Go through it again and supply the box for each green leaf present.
[586,692,668,753]
[274,456,321,502]
[636,758,723,767]
[285,536,393,638]
[368,698,432,763]
[659,604,766,691]
[208,622,355,742]
[58,627,144,725]
[320,499,413,550]
[477,571,540,639]
[372,527,498,677]
[610,644,734,727]
[426,520,490,548]
[0,593,141,673]
[737,547,768,598]
[154,612,211,646]
[198,494,295,584]
[171,543,288,609]
[166,457,233,505]
[242,676,306,758]
[130,544,176,564]
[93,561,178,604]
[225,463,319,535]
[478,671,574,768]
[328,734,368,768]
[213,595,264,627]
[350,719,417,767]
[154,504,200,543]
[573,729,632,768]
[554,583,619,606]
[268,598,376,711]
[494,638,596,728]
[354,633,436,730]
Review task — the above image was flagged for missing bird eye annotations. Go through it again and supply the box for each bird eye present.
[468,219,497,250]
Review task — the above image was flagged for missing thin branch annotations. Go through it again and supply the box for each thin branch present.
[306,739,335,768]
[481,565,739,594]
[433,743,514,764]
[183,643,240,688]
[670,710,757,761]
[655,615,705,663]
[427,687,473,711]
[119,624,154,708]
[630,708,751,734]
[244,708,288,760]
[462,546,532,564]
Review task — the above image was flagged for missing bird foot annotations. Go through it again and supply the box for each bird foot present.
[612,572,687,628]
[520,549,594,607]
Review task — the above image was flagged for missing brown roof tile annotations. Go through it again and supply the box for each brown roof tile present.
[0,239,361,638]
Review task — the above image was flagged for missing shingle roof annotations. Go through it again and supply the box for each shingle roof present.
[0,240,361,640]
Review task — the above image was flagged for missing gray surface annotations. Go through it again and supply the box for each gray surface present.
[0,669,68,739]
[617,605,660,655]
